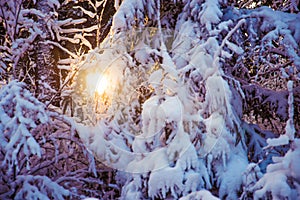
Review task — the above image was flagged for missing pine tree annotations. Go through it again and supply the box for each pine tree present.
[73,0,299,199]
[0,0,115,105]
[1,0,299,199]
[0,1,118,199]
[35,0,60,104]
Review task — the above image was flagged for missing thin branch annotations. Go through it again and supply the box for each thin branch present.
[256,61,293,77]
[214,18,246,65]
[46,67,79,107]
[30,154,68,175]
[0,6,8,33]
[13,0,23,40]
[42,40,78,58]
[97,0,108,46]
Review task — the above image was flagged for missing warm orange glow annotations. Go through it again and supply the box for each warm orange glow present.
[86,73,109,96]
[85,71,114,113]
[95,75,109,95]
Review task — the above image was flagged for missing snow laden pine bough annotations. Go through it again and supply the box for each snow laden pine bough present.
[75,33,247,199]
[71,1,299,199]
[73,0,300,199]
[74,2,247,200]
[1,0,299,199]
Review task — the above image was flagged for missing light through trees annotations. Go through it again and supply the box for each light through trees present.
[86,73,109,96]
[85,71,115,114]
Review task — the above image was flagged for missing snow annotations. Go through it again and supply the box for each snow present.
[242,163,263,196]
[47,0,60,9]
[180,190,220,200]
[254,172,292,200]
[177,145,198,171]
[15,175,69,200]
[112,0,147,31]
[217,149,248,199]
[225,40,244,55]
[141,95,183,138]
[185,51,214,79]
[149,69,163,86]
[0,81,47,174]
[141,96,164,138]
[74,34,92,49]
[121,181,143,199]
[183,171,202,195]
[203,74,232,115]
[126,147,169,173]
[288,141,300,180]
[199,0,222,31]
[27,137,42,158]
[114,0,120,10]
[2,0,299,199]
[159,96,183,123]
[172,20,196,69]
[266,134,289,147]
[202,114,227,156]
[148,163,184,199]
[286,80,295,140]
[166,125,191,162]
[250,6,300,69]
[74,6,96,18]
[252,139,300,199]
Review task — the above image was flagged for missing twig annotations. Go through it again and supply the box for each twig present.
[46,67,79,107]
[214,18,246,64]
[42,41,78,58]
[97,0,108,46]
[13,0,23,40]
[257,60,293,77]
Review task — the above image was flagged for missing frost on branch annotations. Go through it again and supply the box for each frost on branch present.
[0,81,70,199]
[72,0,251,199]
[0,80,113,199]
[0,81,46,174]
[246,80,300,199]
[66,0,300,199]
[14,175,69,200]
[250,139,300,199]
[148,163,184,199]
[199,0,223,31]
[180,189,220,200]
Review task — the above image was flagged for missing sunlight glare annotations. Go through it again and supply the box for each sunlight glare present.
[86,73,109,96]
[95,75,109,95]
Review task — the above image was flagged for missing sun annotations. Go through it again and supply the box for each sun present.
[86,72,109,96]
[84,70,118,114]
[95,75,109,95]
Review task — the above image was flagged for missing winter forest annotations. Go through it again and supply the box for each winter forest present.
[0,0,300,199]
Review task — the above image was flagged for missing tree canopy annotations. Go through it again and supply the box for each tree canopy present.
[0,0,299,199]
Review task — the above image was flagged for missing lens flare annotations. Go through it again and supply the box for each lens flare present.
[95,75,108,95]
[86,73,109,95]
[85,70,118,114]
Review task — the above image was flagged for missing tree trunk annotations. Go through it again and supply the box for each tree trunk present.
[35,0,60,106]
